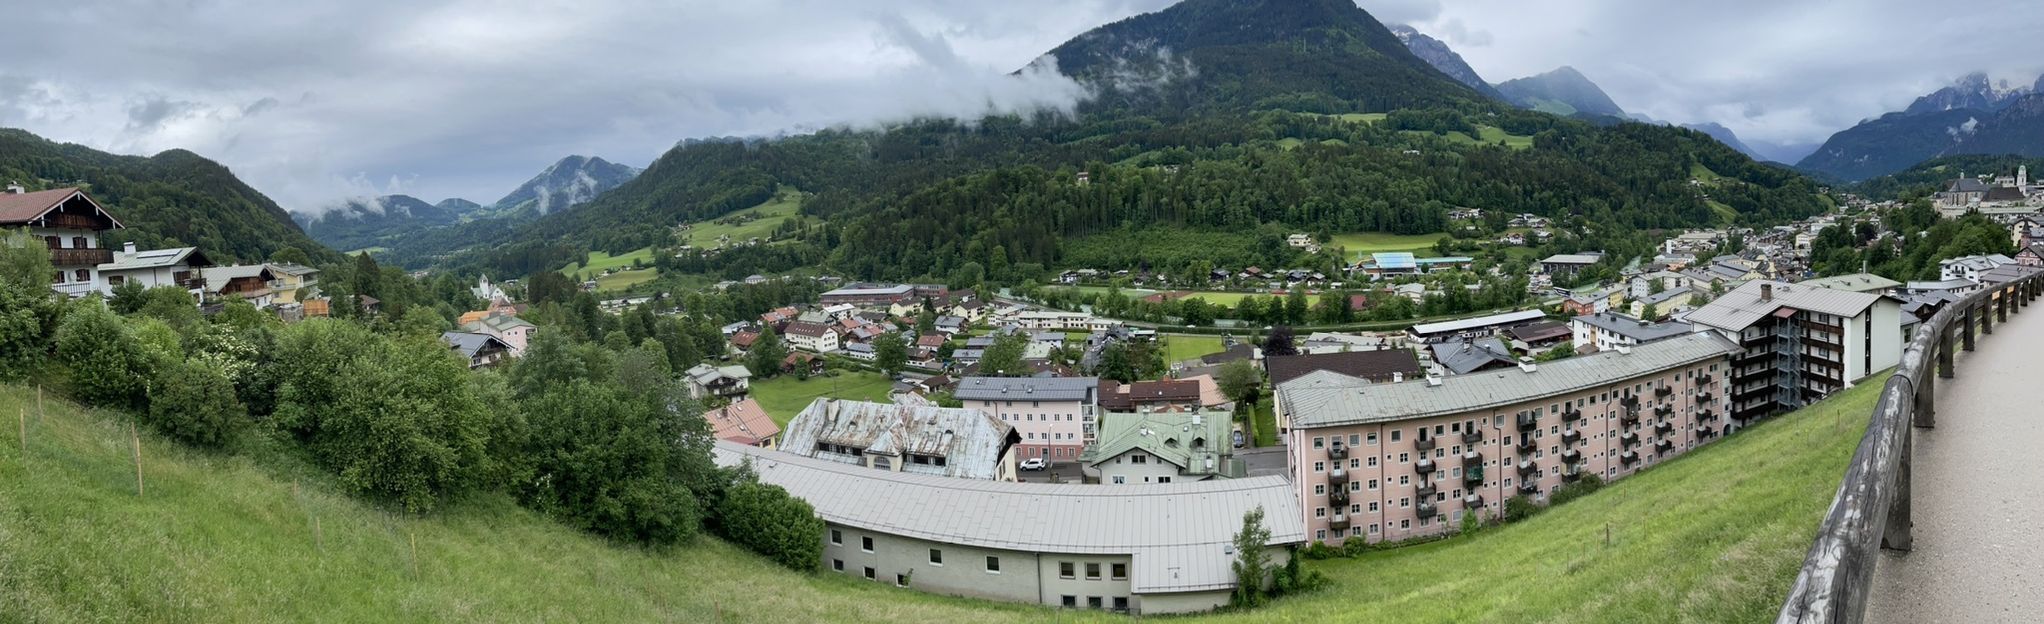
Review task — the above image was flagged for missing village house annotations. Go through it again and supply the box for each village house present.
[0,185,124,298]
[1685,281,1902,420]
[953,376,1101,464]
[1938,254,2016,283]
[440,331,512,369]
[1570,313,1696,354]
[780,398,1020,481]
[266,263,320,304]
[1538,252,1604,280]
[199,264,279,307]
[96,244,213,299]
[462,315,538,356]
[1080,408,1242,484]
[1426,338,1519,376]
[705,397,780,448]
[783,320,841,353]
[685,363,754,400]
[1266,350,1424,388]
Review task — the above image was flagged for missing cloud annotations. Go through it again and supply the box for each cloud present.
[124,96,199,134]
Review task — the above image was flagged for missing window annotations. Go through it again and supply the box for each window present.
[1088,596,1103,609]
[1131,455,1148,464]
[1315,529,1326,540]
[1062,595,1077,608]
[861,536,873,553]
[1367,479,1378,490]
[929,549,943,565]
[864,567,876,580]
[1060,561,1076,579]
[830,529,842,545]
[896,574,909,587]
[1313,461,1324,472]
[1314,484,1325,495]
[1389,430,1401,442]
[1397,452,1409,463]
[986,556,1001,573]
[70,236,87,249]
[1400,519,1411,529]
[832,559,844,572]
[1368,456,1378,467]
[1113,597,1129,612]
[74,269,88,282]
[1368,501,1379,512]
[1085,563,1101,580]
[1315,507,1326,518]
[1349,434,1360,446]
[1111,563,1127,580]
[1367,433,1378,445]
[1157,476,1171,483]
[1112,476,1125,484]
[1313,436,1325,449]
[1400,497,1411,508]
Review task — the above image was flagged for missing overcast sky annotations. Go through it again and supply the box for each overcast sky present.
[3,0,2040,213]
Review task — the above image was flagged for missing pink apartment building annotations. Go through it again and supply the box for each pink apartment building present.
[954,376,1100,463]
[1275,333,1740,545]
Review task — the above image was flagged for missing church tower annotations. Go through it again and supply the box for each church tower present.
[2020,165,2029,188]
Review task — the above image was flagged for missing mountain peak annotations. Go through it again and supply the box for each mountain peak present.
[1388,24,1508,102]
[491,155,640,216]
[1494,66,1625,118]
[1040,0,1480,114]
[1903,71,2036,116]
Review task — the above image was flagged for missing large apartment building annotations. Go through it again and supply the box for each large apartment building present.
[953,376,1099,463]
[0,186,123,298]
[1685,281,1901,420]
[1276,333,1740,545]
[781,399,1021,481]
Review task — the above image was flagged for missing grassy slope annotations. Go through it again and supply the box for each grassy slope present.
[560,247,655,282]
[747,371,896,426]
[682,187,806,248]
[0,373,1883,622]
[1331,231,1444,257]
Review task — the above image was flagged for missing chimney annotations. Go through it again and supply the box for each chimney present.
[1425,375,1444,387]
[1759,283,1774,302]
[1615,345,1633,355]
[1517,357,1538,374]
[1392,371,1404,383]
[123,241,137,254]
[5,182,22,194]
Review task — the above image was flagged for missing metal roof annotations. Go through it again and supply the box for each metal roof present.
[780,399,1014,480]
[1427,337,1518,375]
[713,441,1304,593]
[1571,313,1697,343]
[1541,253,1603,265]
[1798,273,1901,293]
[1685,280,1883,332]
[1279,332,1739,428]
[1371,252,1416,269]
[438,331,507,359]
[1079,408,1236,475]
[97,247,208,271]
[822,283,915,297]
[953,376,1099,402]
[1407,309,1547,337]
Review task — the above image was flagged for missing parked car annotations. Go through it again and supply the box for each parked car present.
[1019,458,1047,471]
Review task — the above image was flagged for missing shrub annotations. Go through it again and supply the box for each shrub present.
[1548,474,1607,507]
[718,482,824,571]
[1503,494,1540,522]
[147,359,246,448]
[55,304,153,410]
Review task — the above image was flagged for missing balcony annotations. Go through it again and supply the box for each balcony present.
[1328,443,1348,460]
[1515,435,1535,452]
[1416,502,1439,519]
[1655,386,1673,399]
[1561,409,1583,424]
[1414,458,1435,476]
[1461,429,1483,445]
[1464,465,1484,484]
[1620,432,1640,447]
[1697,392,1716,405]
[1330,486,1349,504]
[1620,450,1639,465]
[1330,514,1351,530]
[1562,468,1585,483]
[1416,482,1438,499]
[1697,409,1717,422]
[1656,439,1675,453]
[47,247,113,267]
[1330,468,1350,487]
[1517,414,1540,430]
[1696,374,1714,386]
[1561,429,1581,445]
[1415,437,1436,453]
[1620,411,1640,427]
[1517,459,1539,476]
[1619,395,1640,410]
[1518,481,1540,495]
[1560,449,1582,464]
[1655,421,1674,435]
[1461,451,1483,469]
[1463,494,1485,508]
[1695,422,1716,438]
[1655,405,1674,418]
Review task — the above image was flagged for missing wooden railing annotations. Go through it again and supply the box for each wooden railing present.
[1776,273,2043,623]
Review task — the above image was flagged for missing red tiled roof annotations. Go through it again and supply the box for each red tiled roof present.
[731,330,760,348]
[706,397,780,446]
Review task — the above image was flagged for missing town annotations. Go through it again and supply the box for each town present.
[9,162,2040,614]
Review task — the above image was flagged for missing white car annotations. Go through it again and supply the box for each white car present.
[1019,458,1047,471]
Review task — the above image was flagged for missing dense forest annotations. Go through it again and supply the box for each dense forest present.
[0,128,339,265]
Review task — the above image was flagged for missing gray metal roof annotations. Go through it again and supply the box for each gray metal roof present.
[953,376,1099,402]
[713,441,1304,593]
[438,331,507,359]
[1408,309,1546,337]
[1571,313,1697,343]
[1798,273,1901,293]
[1542,253,1603,265]
[97,247,205,271]
[1427,337,1518,375]
[1685,280,1882,332]
[1280,332,1739,428]
[779,399,1014,480]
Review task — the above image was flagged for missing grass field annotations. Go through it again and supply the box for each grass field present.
[1162,334,1227,363]
[1401,125,1534,150]
[560,247,655,282]
[1707,199,1739,223]
[1329,231,1445,257]
[593,268,658,292]
[747,371,896,426]
[344,246,387,256]
[1691,162,1726,183]
[683,187,806,248]
[0,371,1883,622]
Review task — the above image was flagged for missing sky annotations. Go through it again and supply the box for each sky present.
[3,0,2041,212]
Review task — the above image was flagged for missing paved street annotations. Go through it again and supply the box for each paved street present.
[1866,304,2044,623]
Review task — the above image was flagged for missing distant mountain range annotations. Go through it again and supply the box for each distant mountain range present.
[299,155,638,252]
[1391,25,1780,162]
[1799,72,2044,181]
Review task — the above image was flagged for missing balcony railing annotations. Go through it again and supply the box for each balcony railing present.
[47,247,113,267]
[1328,443,1348,460]
[1562,468,1584,482]
[1620,450,1639,465]
[1621,411,1640,427]
[1655,439,1674,453]
[1561,429,1581,445]
[1462,429,1483,444]
[1655,386,1673,399]
[1461,451,1482,468]
[1515,435,1535,452]
[1517,414,1540,430]
[1330,514,1350,530]
[1463,494,1484,508]
[1416,502,1439,519]
[1620,432,1639,447]
[1330,468,1349,487]
[1415,437,1436,453]
[1561,409,1582,423]
[1416,482,1437,499]
[1414,458,1434,476]
[1330,487,1349,505]
[1697,374,1714,386]
[1519,481,1539,495]
[1560,449,1582,464]
[1655,421,1674,435]
[1774,268,2043,621]
[1517,459,1538,476]
[1620,395,1640,410]
[1655,405,1674,418]
[1698,392,1716,405]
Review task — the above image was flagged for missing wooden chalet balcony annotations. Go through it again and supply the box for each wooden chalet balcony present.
[39,213,103,230]
[47,247,113,267]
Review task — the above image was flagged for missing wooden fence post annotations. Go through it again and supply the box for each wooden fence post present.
[16,406,23,455]
[1883,431,1914,552]
[1960,305,1977,352]
[409,531,420,579]
[130,423,144,497]
[1914,367,1936,429]
[1938,324,1955,379]
[36,385,44,422]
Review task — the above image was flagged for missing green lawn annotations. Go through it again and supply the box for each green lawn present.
[682,187,806,249]
[1162,335,1227,363]
[0,371,1884,622]
[1690,162,1726,183]
[1329,231,1445,257]
[560,247,655,282]
[1401,125,1533,150]
[748,371,896,426]
[344,246,387,256]
[1707,199,1738,223]
[593,268,658,292]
